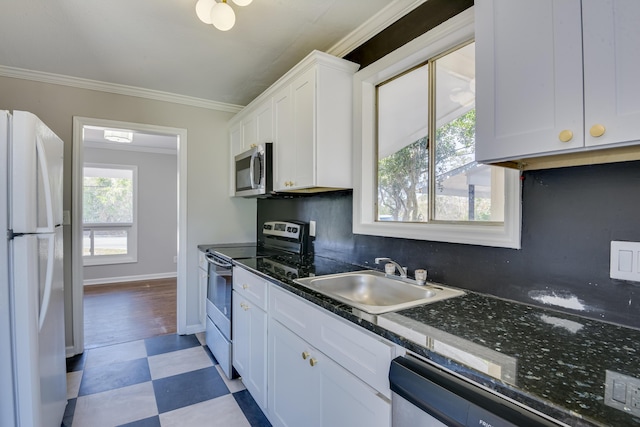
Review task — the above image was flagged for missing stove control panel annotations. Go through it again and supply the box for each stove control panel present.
[263,221,306,241]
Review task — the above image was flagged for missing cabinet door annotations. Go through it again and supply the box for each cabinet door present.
[268,320,319,427]
[318,355,391,427]
[198,267,207,327]
[232,291,268,410]
[475,0,583,162]
[242,113,258,150]
[583,0,640,148]
[256,100,274,144]
[291,68,316,189]
[232,292,249,378]
[273,85,295,191]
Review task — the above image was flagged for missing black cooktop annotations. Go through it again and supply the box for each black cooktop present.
[209,245,261,260]
[208,244,298,262]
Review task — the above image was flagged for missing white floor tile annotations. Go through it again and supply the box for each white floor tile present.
[84,339,148,369]
[72,381,158,427]
[195,332,206,346]
[159,394,250,427]
[148,346,214,380]
[215,364,247,393]
[66,371,82,399]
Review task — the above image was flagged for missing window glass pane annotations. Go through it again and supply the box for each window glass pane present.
[93,229,128,256]
[377,64,429,222]
[83,167,133,224]
[83,230,92,256]
[434,43,504,221]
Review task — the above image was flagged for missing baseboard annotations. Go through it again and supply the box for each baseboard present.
[83,272,177,286]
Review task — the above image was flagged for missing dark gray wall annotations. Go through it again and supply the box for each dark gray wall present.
[257,161,640,329]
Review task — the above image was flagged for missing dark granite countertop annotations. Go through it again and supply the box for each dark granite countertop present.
[234,254,640,427]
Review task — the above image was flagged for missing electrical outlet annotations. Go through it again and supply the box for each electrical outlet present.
[309,220,316,237]
[173,256,178,263]
[610,241,640,282]
[605,370,640,417]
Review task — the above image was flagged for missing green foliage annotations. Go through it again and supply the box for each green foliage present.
[378,109,477,221]
[83,176,133,224]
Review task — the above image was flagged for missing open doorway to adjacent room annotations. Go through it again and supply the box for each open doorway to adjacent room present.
[71,118,187,352]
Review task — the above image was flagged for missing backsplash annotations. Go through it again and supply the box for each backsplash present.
[258,160,640,329]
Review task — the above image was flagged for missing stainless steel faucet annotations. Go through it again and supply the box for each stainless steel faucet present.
[374,257,407,278]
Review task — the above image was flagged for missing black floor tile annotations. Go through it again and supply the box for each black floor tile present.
[117,415,161,427]
[202,344,219,365]
[61,398,76,427]
[144,334,200,356]
[66,352,86,372]
[78,357,151,396]
[233,390,272,427]
[153,366,229,413]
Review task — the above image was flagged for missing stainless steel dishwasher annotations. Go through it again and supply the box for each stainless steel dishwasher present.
[389,355,565,427]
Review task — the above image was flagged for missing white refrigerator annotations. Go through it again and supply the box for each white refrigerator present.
[1,110,67,427]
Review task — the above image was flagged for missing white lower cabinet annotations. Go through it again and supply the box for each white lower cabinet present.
[268,319,391,427]
[231,268,393,427]
[232,291,267,410]
[232,268,269,411]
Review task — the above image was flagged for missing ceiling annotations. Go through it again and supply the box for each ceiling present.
[0,0,410,109]
[83,125,179,153]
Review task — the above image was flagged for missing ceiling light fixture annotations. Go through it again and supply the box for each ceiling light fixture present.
[195,0,252,31]
[104,130,133,143]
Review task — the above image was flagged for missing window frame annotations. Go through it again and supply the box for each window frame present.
[353,8,522,249]
[82,163,139,265]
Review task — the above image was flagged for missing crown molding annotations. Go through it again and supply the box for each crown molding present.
[327,0,429,58]
[0,65,244,113]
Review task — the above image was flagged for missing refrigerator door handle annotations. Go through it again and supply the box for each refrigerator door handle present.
[35,137,54,233]
[38,234,55,331]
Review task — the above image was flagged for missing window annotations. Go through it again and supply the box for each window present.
[83,164,138,265]
[377,41,504,224]
[353,9,521,248]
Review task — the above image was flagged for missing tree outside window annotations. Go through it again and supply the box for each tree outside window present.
[83,165,137,263]
[376,42,504,224]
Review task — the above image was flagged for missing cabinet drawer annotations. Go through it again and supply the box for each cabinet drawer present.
[269,285,315,341]
[233,267,268,310]
[315,309,395,398]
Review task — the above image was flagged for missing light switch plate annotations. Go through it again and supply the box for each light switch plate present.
[605,370,640,417]
[610,241,640,282]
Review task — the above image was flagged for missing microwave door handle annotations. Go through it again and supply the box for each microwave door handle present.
[249,149,259,189]
[205,254,232,268]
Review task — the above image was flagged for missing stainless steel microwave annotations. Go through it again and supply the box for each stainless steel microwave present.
[234,143,273,197]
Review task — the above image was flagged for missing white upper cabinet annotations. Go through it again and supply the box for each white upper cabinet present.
[272,52,359,192]
[476,0,640,166]
[582,0,640,148]
[229,50,359,194]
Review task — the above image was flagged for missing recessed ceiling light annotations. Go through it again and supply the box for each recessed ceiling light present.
[104,130,133,143]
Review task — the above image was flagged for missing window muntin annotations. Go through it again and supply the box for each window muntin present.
[82,164,137,265]
[376,41,505,224]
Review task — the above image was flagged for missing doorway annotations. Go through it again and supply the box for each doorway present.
[70,117,188,355]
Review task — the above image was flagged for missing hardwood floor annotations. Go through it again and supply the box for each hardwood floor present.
[83,278,177,349]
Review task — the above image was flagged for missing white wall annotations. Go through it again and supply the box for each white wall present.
[83,146,178,283]
[0,75,257,349]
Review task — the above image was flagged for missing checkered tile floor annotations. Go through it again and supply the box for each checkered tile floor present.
[62,333,271,427]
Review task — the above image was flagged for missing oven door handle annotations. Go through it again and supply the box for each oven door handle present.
[205,253,233,268]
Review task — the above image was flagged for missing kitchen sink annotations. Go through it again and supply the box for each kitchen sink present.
[293,270,464,314]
